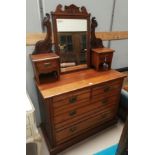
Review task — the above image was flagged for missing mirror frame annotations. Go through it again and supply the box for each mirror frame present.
[51,4,91,73]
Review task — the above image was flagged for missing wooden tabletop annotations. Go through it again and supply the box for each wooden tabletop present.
[92,48,115,54]
[36,69,126,99]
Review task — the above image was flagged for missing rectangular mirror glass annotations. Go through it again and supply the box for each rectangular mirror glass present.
[56,19,87,70]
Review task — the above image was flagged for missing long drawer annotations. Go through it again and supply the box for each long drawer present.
[55,108,115,144]
[54,95,119,126]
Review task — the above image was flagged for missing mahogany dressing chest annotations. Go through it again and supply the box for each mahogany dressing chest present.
[30,5,126,155]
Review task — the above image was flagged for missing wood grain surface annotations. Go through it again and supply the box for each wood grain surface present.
[36,69,126,99]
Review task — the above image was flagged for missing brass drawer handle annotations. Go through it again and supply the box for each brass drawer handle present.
[101,99,108,105]
[69,126,77,133]
[44,62,51,67]
[69,96,77,104]
[69,110,77,116]
[103,86,110,92]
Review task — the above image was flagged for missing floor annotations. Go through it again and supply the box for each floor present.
[40,121,124,155]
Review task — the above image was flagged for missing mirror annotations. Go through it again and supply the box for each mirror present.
[51,4,90,73]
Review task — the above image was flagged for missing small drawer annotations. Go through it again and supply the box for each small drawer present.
[36,59,58,73]
[53,92,90,113]
[99,53,113,62]
[92,79,122,96]
[53,88,90,104]
[55,110,114,144]
[54,97,90,116]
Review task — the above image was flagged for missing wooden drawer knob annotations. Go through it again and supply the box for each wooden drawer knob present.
[69,96,77,104]
[69,126,77,133]
[103,86,110,92]
[44,62,51,67]
[101,113,108,119]
[101,99,108,105]
[69,110,77,116]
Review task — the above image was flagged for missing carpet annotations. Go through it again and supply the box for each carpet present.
[94,144,118,155]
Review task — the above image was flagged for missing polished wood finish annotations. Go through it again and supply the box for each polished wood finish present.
[37,69,125,98]
[91,48,115,71]
[91,17,104,48]
[28,4,128,155]
[36,69,126,155]
[31,53,60,84]
[51,4,91,72]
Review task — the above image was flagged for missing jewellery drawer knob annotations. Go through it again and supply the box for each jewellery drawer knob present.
[69,126,77,133]
[69,96,77,104]
[69,110,77,116]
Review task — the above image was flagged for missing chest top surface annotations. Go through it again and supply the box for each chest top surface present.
[36,69,126,98]
[36,69,126,99]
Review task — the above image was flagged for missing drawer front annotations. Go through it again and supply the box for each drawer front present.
[54,95,118,126]
[53,93,90,115]
[55,109,115,144]
[53,88,90,104]
[91,89,120,103]
[36,59,58,73]
[99,53,113,62]
[92,79,122,97]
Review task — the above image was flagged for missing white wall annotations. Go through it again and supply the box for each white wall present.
[43,0,114,32]
[26,0,42,32]
[111,0,128,69]
[26,0,128,125]
[26,0,42,125]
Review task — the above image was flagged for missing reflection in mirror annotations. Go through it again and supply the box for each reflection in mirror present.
[56,19,87,68]
[59,32,87,68]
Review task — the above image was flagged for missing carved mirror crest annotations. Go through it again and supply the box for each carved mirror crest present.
[51,4,91,73]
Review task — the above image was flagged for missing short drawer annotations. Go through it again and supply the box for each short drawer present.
[36,59,58,73]
[53,95,118,125]
[91,89,121,103]
[53,88,90,106]
[92,79,122,96]
[99,53,113,62]
[55,109,115,144]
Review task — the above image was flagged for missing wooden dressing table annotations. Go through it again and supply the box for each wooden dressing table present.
[30,4,126,155]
